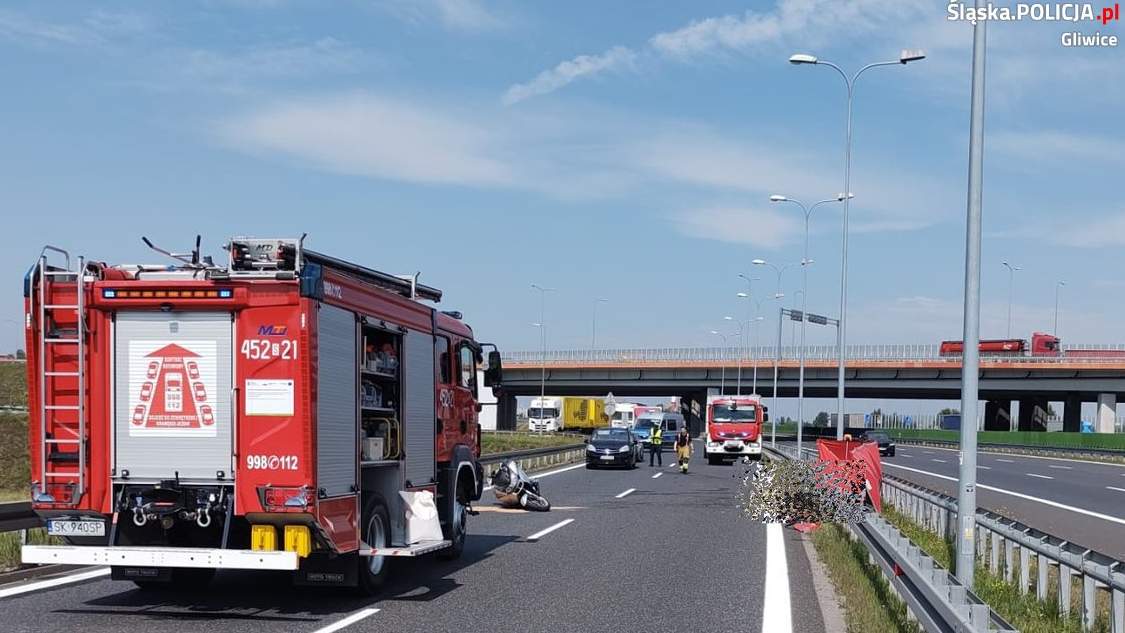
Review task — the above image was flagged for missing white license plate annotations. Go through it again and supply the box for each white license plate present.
[47,519,105,537]
[600,455,616,460]
[724,441,742,449]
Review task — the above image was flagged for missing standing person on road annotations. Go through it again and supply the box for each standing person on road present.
[675,427,692,473]
[648,422,663,467]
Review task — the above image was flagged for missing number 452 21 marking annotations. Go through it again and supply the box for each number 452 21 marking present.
[241,339,298,360]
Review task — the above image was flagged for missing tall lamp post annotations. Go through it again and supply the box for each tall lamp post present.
[1002,261,1021,337]
[768,194,848,440]
[1054,281,1066,336]
[591,298,609,348]
[736,274,758,396]
[531,283,555,430]
[711,330,729,394]
[723,315,744,395]
[789,48,926,440]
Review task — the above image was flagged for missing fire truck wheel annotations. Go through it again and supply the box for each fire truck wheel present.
[357,497,392,595]
[438,476,468,561]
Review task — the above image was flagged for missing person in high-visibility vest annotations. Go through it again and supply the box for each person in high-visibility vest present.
[648,423,664,467]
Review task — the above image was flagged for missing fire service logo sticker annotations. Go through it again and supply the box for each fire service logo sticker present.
[127,341,218,437]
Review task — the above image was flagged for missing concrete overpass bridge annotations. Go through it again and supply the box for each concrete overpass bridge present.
[493,344,1125,433]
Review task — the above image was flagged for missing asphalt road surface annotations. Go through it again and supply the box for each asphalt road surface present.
[880,444,1125,559]
[0,453,827,633]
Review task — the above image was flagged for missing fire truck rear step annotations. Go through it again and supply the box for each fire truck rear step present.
[358,539,451,557]
[22,545,299,570]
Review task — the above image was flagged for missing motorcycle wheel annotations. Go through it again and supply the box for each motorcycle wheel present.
[526,494,551,512]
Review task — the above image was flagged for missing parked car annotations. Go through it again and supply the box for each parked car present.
[585,427,641,469]
[633,412,686,445]
[863,431,895,457]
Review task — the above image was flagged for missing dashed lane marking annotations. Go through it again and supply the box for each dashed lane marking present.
[1027,473,1054,480]
[311,608,380,633]
[615,488,636,499]
[1106,486,1125,493]
[1049,465,1072,470]
[932,459,947,463]
[527,519,574,541]
[652,472,663,479]
[883,462,1125,527]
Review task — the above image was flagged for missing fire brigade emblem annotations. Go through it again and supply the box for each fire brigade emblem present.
[128,342,217,437]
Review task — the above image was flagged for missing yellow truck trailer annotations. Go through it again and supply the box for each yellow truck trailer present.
[562,397,607,431]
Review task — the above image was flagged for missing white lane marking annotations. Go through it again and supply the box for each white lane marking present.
[932,459,947,463]
[482,462,586,492]
[762,523,793,633]
[1048,465,1072,470]
[978,465,992,470]
[997,459,1015,463]
[923,450,934,454]
[0,567,111,599]
[1027,473,1054,480]
[527,518,574,541]
[652,472,663,479]
[1106,486,1125,493]
[884,462,1125,527]
[899,454,913,458]
[906,444,1125,468]
[312,608,380,633]
[615,488,636,499]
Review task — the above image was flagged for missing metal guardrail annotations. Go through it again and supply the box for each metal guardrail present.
[882,475,1125,633]
[892,437,1125,460]
[502,343,1125,364]
[479,443,586,466]
[0,502,36,533]
[765,444,1018,633]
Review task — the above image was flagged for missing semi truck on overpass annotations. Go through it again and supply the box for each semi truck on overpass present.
[21,236,501,593]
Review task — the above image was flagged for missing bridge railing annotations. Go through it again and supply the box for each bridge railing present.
[502,343,1125,364]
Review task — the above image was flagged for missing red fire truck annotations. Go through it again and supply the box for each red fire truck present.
[703,395,766,465]
[21,237,501,593]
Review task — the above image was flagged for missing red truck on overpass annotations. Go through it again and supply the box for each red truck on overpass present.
[939,332,1125,358]
[21,237,501,593]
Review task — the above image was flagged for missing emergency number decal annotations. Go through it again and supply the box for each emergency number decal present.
[127,341,218,437]
[245,454,299,470]
[245,379,295,416]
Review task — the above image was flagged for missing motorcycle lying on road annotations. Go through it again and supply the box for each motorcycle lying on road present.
[490,460,551,512]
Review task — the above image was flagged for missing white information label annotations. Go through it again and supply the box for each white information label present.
[245,379,295,416]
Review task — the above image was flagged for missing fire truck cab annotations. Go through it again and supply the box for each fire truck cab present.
[704,395,765,465]
[21,237,500,593]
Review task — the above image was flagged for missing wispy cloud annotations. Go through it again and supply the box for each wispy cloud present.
[503,0,929,103]
[673,206,802,248]
[379,0,506,32]
[503,46,637,105]
[220,94,513,187]
[218,91,950,233]
[185,38,371,80]
[0,9,151,47]
[991,130,1123,166]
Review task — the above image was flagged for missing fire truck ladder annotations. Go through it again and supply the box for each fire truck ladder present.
[32,247,87,506]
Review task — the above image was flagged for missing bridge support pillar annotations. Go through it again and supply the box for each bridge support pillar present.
[1063,393,1082,433]
[1096,393,1117,433]
[496,392,517,431]
[984,400,1012,431]
[1017,397,1049,432]
[684,392,706,436]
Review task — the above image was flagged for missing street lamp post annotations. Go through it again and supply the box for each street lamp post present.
[592,298,609,348]
[790,48,925,440]
[531,283,555,432]
[736,274,758,396]
[768,194,848,441]
[724,315,744,395]
[750,302,767,395]
[711,330,729,394]
[1002,261,1021,337]
[1054,281,1066,335]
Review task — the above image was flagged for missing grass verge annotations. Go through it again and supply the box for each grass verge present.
[811,522,920,633]
[0,528,60,573]
[0,412,29,501]
[882,507,1109,633]
[480,432,582,455]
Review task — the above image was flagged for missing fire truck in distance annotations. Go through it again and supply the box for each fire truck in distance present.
[939,332,1125,358]
[704,395,766,465]
[22,236,501,593]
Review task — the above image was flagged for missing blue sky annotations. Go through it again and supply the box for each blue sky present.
[1,0,1122,372]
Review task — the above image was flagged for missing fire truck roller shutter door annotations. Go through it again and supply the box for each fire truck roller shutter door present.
[404,329,436,488]
[113,311,233,480]
[316,304,359,498]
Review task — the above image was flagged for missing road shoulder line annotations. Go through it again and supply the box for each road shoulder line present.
[762,522,793,633]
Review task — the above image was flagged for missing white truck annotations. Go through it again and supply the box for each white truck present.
[527,396,563,432]
[609,402,638,429]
